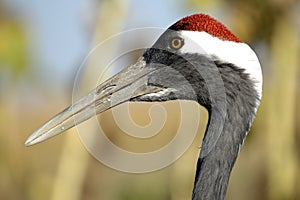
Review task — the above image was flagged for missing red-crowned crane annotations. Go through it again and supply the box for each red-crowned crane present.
[25,14,262,200]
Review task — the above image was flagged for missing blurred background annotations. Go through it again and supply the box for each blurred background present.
[0,0,299,199]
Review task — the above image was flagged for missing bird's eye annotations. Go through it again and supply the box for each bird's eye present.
[170,37,184,50]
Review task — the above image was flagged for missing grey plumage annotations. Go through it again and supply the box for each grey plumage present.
[134,29,259,199]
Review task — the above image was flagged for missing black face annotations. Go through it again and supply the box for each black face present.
[132,29,221,111]
[143,30,186,64]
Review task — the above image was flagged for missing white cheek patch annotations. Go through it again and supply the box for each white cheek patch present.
[179,31,263,101]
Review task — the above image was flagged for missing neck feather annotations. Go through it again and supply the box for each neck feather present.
[192,62,260,200]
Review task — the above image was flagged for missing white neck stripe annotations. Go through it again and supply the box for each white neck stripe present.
[179,31,262,100]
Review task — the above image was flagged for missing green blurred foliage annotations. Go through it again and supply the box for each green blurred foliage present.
[0,6,27,78]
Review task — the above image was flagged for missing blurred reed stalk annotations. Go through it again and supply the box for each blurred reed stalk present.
[50,1,129,200]
[267,14,299,200]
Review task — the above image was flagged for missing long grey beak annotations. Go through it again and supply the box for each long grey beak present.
[25,57,162,146]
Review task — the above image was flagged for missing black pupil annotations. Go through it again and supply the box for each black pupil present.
[173,39,180,47]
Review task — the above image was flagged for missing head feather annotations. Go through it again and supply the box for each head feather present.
[169,14,241,43]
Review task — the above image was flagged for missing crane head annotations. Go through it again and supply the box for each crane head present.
[25,14,261,148]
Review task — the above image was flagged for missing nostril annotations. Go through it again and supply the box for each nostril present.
[96,84,117,95]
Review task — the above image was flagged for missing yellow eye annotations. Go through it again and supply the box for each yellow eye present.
[170,37,184,49]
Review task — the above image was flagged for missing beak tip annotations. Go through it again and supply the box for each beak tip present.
[24,133,40,147]
[24,137,34,146]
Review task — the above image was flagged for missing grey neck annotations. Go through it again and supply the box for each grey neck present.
[192,106,249,199]
[192,62,259,200]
